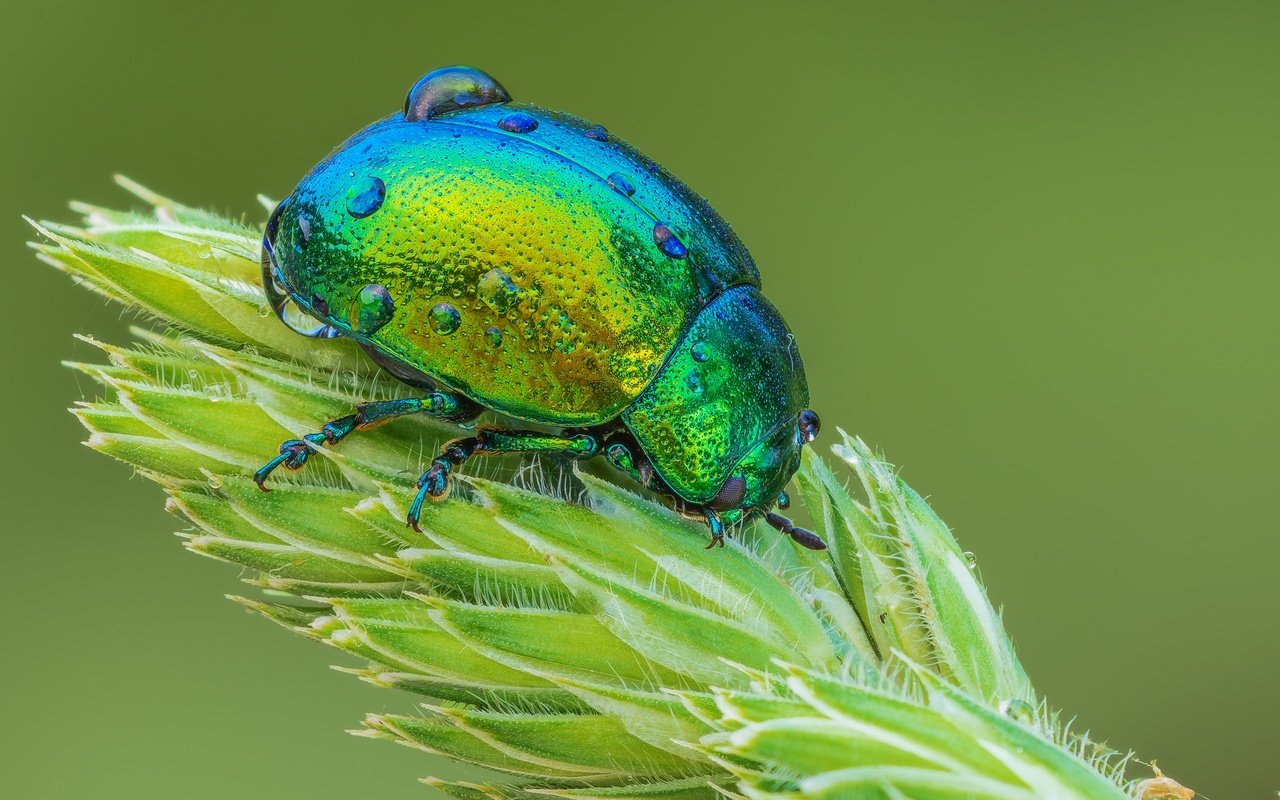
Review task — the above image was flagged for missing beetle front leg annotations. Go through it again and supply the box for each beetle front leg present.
[254,391,477,490]
[407,429,599,531]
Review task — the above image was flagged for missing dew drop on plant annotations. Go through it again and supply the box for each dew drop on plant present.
[346,176,385,218]
[429,302,462,335]
[964,551,977,569]
[1000,699,1035,725]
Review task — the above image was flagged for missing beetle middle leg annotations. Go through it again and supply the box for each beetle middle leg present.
[408,429,600,531]
[254,391,478,490]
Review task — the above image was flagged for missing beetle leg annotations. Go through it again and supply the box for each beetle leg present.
[254,391,477,490]
[764,511,827,551]
[703,508,726,549]
[407,429,600,531]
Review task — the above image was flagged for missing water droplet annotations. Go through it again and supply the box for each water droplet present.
[351,283,396,335]
[297,214,312,242]
[583,124,608,141]
[429,302,461,335]
[478,268,521,313]
[685,370,704,395]
[690,341,710,362]
[404,66,511,121]
[653,222,687,259]
[346,176,385,218]
[484,326,503,347]
[497,112,537,133]
[963,551,977,569]
[606,172,636,198]
[1000,699,1035,725]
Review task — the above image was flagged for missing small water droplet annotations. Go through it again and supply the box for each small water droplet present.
[478,268,521,313]
[346,176,385,218]
[429,302,461,335]
[653,222,687,259]
[583,124,608,141]
[1000,699,1035,725]
[485,326,503,346]
[963,551,977,569]
[297,214,312,242]
[606,172,636,198]
[685,370,704,395]
[497,112,538,133]
[690,341,710,362]
[351,283,396,335]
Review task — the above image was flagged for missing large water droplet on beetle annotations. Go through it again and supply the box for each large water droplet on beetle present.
[351,283,396,335]
[485,326,503,347]
[606,172,636,198]
[404,66,511,122]
[583,124,608,141]
[346,176,385,218]
[497,112,538,133]
[478,268,521,313]
[690,341,710,362]
[429,303,461,335]
[653,222,687,259]
[261,245,341,339]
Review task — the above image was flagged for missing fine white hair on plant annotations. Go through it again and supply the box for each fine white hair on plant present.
[30,179,1189,800]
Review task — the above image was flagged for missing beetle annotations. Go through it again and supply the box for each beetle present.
[255,66,825,550]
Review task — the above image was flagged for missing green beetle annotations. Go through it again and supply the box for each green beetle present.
[256,66,824,550]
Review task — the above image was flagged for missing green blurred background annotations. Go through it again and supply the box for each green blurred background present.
[3,1,1276,797]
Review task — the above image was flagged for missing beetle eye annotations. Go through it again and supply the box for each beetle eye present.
[797,409,821,445]
[710,475,746,510]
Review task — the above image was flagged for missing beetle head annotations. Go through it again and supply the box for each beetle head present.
[621,286,814,518]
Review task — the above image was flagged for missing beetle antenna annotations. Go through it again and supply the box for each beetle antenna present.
[764,511,827,551]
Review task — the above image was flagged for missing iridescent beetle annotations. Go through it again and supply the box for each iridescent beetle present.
[256,66,824,550]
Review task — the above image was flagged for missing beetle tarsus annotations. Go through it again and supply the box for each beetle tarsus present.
[765,511,827,551]
[257,395,475,493]
[703,508,727,549]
